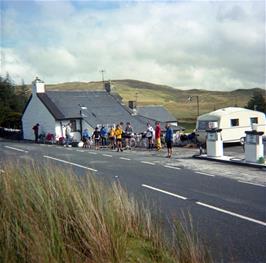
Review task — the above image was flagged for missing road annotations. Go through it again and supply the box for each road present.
[0,139,265,262]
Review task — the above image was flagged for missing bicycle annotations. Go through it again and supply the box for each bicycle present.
[129,133,147,149]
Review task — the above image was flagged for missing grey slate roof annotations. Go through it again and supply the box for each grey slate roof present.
[37,93,65,119]
[39,90,151,132]
[36,90,184,132]
[137,106,177,123]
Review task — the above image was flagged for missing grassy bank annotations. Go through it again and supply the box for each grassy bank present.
[179,122,196,133]
[0,163,210,263]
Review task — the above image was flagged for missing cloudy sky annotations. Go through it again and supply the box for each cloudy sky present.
[1,0,265,90]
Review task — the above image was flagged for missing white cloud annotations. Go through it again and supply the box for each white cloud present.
[1,0,265,90]
[1,49,36,81]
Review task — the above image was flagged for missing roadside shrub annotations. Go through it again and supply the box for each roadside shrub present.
[0,162,210,263]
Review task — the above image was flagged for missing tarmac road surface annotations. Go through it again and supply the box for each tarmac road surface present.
[0,139,265,262]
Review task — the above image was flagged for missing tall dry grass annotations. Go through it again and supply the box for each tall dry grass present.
[0,162,211,263]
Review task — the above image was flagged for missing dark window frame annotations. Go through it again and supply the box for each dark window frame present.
[250,117,258,124]
[230,119,239,127]
[198,120,217,130]
[70,120,77,132]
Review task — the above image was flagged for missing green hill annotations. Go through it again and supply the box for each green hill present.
[46,79,265,123]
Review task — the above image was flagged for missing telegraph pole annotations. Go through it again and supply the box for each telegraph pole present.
[99,69,105,90]
[196,95,199,116]
[100,69,105,82]
[187,95,200,117]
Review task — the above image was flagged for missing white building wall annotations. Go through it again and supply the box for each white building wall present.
[55,121,64,139]
[22,94,56,140]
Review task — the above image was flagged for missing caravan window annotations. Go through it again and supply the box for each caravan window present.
[198,120,216,130]
[250,117,258,124]
[230,119,239,127]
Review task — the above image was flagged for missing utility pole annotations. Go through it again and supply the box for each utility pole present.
[196,95,199,116]
[100,69,105,82]
[187,95,200,117]
[99,69,105,90]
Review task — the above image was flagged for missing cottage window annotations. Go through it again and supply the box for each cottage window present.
[230,119,239,127]
[250,117,258,124]
[70,120,77,131]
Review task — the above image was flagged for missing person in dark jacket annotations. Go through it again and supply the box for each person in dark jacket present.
[92,127,101,150]
[165,123,173,158]
[32,123,39,143]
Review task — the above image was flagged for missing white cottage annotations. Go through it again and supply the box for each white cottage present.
[22,78,83,141]
[22,78,180,142]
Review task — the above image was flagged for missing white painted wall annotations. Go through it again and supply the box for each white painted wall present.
[32,80,45,93]
[22,93,56,140]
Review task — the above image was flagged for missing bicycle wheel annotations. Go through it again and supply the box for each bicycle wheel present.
[130,138,136,148]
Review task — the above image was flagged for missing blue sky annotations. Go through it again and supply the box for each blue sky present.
[1,0,265,91]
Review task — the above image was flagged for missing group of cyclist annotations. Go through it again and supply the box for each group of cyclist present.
[81,121,174,157]
[82,122,129,151]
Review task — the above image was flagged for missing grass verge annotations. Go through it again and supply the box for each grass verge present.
[0,162,211,263]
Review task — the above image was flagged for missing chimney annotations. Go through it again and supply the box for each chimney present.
[128,101,137,115]
[128,100,137,110]
[32,77,45,95]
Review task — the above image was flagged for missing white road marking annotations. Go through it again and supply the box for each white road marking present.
[43,155,98,172]
[87,152,97,155]
[56,146,62,149]
[196,201,266,227]
[164,165,181,170]
[120,157,131,161]
[77,150,85,152]
[102,154,112,157]
[142,183,266,226]
[195,171,215,177]
[237,180,265,188]
[4,146,28,153]
[142,184,187,200]
[141,161,155,165]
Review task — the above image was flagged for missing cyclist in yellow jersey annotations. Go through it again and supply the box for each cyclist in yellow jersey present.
[115,124,123,152]
[109,124,116,149]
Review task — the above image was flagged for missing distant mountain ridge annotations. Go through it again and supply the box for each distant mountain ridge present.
[46,79,265,122]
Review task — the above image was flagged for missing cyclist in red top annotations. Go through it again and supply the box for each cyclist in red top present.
[155,121,161,151]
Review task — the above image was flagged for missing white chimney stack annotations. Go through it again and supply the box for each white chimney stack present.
[32,77,45,94]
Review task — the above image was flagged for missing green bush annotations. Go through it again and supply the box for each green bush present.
[257,157,265,164]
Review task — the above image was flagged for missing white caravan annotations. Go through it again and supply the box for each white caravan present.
[195,107,266,143]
